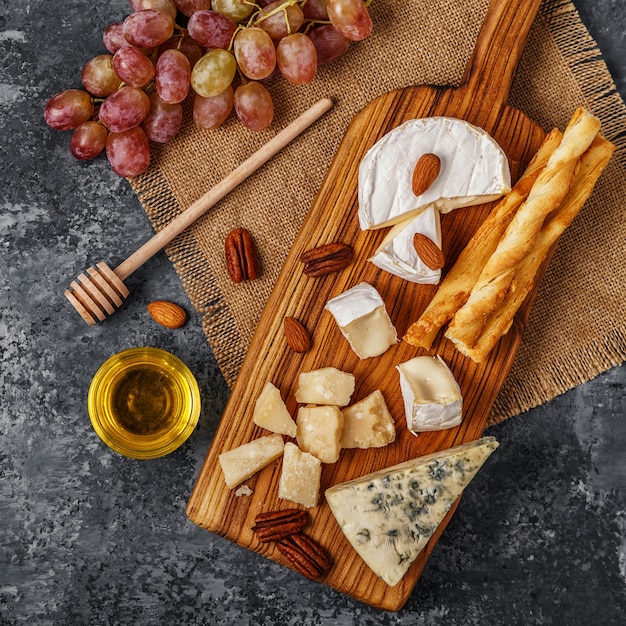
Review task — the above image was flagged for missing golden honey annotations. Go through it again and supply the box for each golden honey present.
[88,347,200,459]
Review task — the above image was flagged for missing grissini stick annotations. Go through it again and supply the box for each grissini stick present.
[65,97,334,326]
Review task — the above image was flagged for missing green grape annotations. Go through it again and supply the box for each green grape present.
[211,0,254,22]
[190,49,237,98]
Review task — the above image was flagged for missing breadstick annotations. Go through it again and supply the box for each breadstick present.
[403,128,563,349]
[455,133,615,362]
[446,107,601,348]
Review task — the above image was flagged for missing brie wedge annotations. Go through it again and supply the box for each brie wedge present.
[396,355,462,433]
[325,437,499,586]
[369,204,442,283]
[358,117,511,230]
[325,282,397,359]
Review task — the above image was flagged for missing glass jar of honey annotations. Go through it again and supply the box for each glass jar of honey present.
[88,347,201,459]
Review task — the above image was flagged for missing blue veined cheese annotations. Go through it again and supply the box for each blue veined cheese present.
[369,205,442,284]
[325,437,499,586]
[396,355,462,433]
[358,117,511,230]
[325,282,397,359]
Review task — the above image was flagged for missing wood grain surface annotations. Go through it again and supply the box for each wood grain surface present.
[187,0,547,611]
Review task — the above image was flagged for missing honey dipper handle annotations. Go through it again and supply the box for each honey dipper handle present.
[114,97,334,281]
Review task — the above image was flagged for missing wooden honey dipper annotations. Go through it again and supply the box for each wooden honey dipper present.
[65,97,333,326]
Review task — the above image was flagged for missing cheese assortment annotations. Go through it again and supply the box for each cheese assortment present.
[396,355,463,433]
[324,282,397,359]
[358,117,511,230]
[325,437,499,586]
[369,205,443,284]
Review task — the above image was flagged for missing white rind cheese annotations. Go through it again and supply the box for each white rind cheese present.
[325,282,397,359]
[397,355,463,433]
[358,117,511,230]
[369,205,442,283]
[325,437,499,586]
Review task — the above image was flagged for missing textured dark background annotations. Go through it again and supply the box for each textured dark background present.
[1,1,625,624]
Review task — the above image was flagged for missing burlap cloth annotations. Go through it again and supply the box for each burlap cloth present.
[130,0,626,425]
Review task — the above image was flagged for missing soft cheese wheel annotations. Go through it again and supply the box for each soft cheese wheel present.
[358,117,511,230]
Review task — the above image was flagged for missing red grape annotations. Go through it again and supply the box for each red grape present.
[112,46,155,87]
[155,49,191,104]
[307,24,350,65]
[159,35,204,68]
[234,81,273,131]
[327,0,372,42]
[106,126,151,177]
[256,1,304,41]
[123,10,174,48]
[130,0,178,20]
[276,33,317,84]
[142,93,182,143]
[81,54,123,97]
[98,86,151,133]
[193,87,234,129]
[70,121,108,160]
[187,10,238,49]
[174,0,212,17]
[234,27,276,81]
[44,89,94,131]
[302,0,329,20]
[103,22,126,54]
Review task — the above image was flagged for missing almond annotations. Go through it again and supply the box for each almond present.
[284,317,311,353]
[413,233,445,270]
[147,300,187,328]
[412,152,441,196]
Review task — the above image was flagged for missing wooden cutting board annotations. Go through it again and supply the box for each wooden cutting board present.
[187,0,547,611]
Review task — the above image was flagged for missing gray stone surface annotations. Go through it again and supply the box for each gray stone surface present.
[1,1,625,624]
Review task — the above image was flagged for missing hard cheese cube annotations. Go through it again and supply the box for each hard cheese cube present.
[218,434,284,489]
[253,381,297,437]
[296,404,343,463]
[340,389,396,449]
[278,442,322,508]
[294,367,355,407]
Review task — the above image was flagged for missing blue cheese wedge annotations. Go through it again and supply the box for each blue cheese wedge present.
[369,205,442,283]
[325,282,397,359]
[396,355,462,433]
[358,117,511,230]
[325,437,499,586]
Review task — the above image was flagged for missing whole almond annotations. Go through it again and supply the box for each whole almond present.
[147,300,187,328]
[224,228,259,283]
[412,153,441,196]
[284,317,311,353]
[413,233,445,270]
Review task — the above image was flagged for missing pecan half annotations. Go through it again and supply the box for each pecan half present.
[299,242,353,277]
[252,509,309,542]
[276,533,332,579]
[224,228,259,283]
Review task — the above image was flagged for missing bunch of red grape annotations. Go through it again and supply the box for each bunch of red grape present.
[43,0,374,177]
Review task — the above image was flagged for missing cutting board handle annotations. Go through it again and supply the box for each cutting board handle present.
[459,0,543,111]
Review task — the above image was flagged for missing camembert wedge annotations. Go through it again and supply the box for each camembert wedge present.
[325,282,397,359]
[325,437,499,586]
[397,355,463,433]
